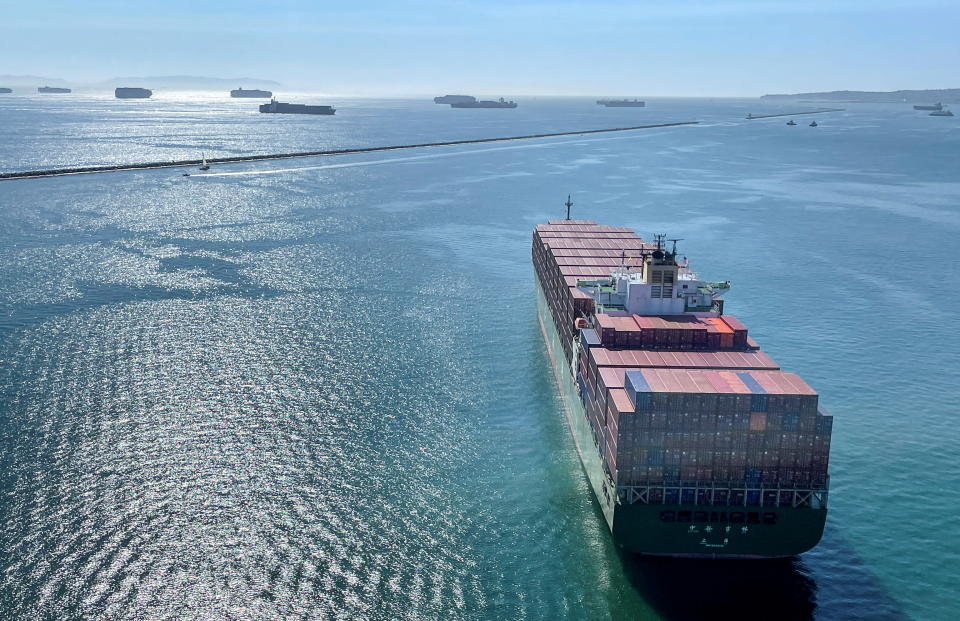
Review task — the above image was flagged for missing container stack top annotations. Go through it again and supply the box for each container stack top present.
[626,368,816,396]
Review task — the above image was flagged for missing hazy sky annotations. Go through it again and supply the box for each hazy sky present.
[2,0,958,96]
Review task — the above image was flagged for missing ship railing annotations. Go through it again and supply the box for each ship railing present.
[616,477,829,510]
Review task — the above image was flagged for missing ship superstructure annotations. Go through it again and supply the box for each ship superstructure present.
[533,213,832,557]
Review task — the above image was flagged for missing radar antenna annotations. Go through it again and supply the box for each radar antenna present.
[564,195,573,220]
[667,238,684,256]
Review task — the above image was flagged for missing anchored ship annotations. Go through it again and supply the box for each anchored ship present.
[38,86,71,93]
[434,95,476,104]
[258,98,335,115]
[533,206,831,558]
[597,99,646,107]
[231,87,272,98]
[115,87,152,99]
[0,87,12,94]
[450,97,517,109]
[913,103,942,111]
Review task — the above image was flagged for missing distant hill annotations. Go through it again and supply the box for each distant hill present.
[101,75,282,90]
[0,74,70,87]
[762,89,960,103]
[0,74,282,91]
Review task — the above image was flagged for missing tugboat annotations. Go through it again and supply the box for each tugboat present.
[786,120,797,125]
[809,121,818,127]
[930,107,954,117]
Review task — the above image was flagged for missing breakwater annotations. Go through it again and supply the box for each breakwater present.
[745,108,845,120]
[0,121,699,181]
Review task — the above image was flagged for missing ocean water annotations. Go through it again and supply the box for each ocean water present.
[0,94,958,620]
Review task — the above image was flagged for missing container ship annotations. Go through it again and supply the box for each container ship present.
[533,214,831,558]
[450,97,517,109]
[258,98,335,115]
[231,87,272,98]
[434,95,476,104]
[115,87,152,99]
[597,99,646,107]
[38,86,71,93]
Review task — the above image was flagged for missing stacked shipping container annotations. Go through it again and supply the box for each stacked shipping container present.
[618,369,831,495]
[594,313,752,350]
[532,221,651,362]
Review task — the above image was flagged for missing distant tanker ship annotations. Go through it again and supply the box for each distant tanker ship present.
[597,99,646,107]
[231,87,272,98]
[38,86,71,94]
[259,98,335,115]
[450,97,517,109]
[434,95,476,105]
[115,87,152,99]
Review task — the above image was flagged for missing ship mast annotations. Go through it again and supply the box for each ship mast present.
[564,195,573,220]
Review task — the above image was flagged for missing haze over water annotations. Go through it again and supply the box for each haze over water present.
[0,95,958,619]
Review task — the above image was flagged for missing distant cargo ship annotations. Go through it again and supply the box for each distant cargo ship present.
[597,99,646,107]
[115,87,152,99]
[0,87,12,94]
[434,95,476,105]
[259,98,335,115]
[38,86,71,94]
[231,87,272,98]
[913,103,942,111]
[450,97,517,109]
[533,217,832,557]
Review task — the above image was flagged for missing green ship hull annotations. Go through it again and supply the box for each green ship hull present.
[535,276,827,558]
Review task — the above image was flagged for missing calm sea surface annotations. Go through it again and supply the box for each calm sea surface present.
[1,93,958,620]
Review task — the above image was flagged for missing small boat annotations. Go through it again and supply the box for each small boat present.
[930,108,954,117]
[809,121,818,127]
[199,153,210,171]
[182,173,191,177]
[786,120,797,126]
